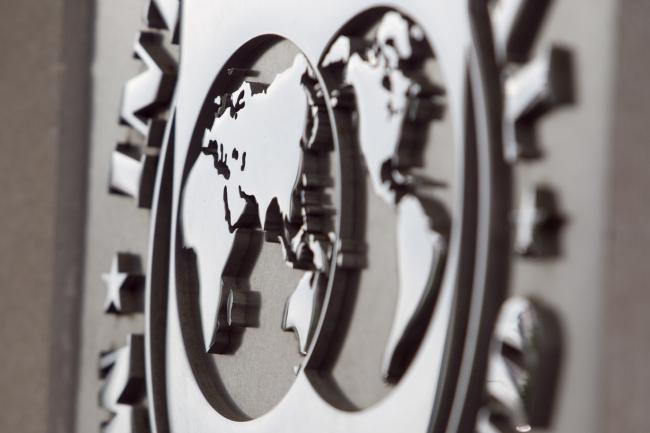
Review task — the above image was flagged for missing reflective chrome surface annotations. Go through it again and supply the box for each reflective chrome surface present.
[477,297,561,433]
[101,253,145,315]
[156,1,505,431]
[99,334,148,433]
[97,1,573,432]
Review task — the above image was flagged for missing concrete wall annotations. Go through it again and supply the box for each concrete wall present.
[0,1,91,433]
[604,0,650,431]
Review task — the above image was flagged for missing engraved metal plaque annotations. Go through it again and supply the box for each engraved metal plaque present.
[97,1,572,433]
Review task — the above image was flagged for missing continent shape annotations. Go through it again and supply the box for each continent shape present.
[182,54,311,352]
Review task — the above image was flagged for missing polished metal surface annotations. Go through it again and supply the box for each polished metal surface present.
[322,13,449,380]
[95,1,574,433]
[490,0,573,162]
[513,186,562,257]
[102,253,145,314]
[99,334,148,433]
[477,297,560,433]
[501,47,573,161]
[109,143,159,209]
[119,32,176,137]
[180,52,334,355]
[146,0,179,36]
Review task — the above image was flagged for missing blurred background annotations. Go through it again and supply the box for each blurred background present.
[0,1,649,433]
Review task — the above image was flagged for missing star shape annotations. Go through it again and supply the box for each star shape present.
[102,253,144,314]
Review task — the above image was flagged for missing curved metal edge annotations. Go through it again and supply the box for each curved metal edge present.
[443,1,512,432]
[145,110,176,433]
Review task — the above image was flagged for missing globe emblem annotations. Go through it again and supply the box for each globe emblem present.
[97,1,571,432]
[176,11,455,417]
[181,53,333,356]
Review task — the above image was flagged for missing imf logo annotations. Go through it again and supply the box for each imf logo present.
[99,2,571,433]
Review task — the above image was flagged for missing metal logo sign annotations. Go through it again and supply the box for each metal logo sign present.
[99,1,571,433]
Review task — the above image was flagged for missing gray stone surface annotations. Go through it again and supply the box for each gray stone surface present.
[604,1,650,431]
[0,1,90,433]
[0,0,59,422]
